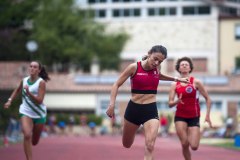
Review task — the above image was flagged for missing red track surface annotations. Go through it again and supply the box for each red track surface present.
[0,135,239,160]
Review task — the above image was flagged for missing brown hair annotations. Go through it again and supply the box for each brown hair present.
[175,57,194,73]
[142,45,167,60]
[34,61,50,82]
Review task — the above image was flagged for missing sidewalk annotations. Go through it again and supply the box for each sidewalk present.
[0,135,239,160]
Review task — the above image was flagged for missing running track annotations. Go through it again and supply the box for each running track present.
[0,135,239,160]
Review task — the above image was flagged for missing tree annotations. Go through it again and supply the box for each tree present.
[0,0,128,72]
[31,0,128,72]
[0,0,39,61]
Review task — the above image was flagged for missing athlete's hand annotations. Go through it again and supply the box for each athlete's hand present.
[178,77,189,84]
[3,101,11,109]
[205,114,213,128]
[23,85,29,94]
[177,94,184,104]
[106,104,115,118]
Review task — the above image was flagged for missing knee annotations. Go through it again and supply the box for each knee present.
[32,140,39,146]
[24,133,32,141]
[191,145,199,151]
[122,142,132,148]
[145,139,155,152]
[181,141,189,149]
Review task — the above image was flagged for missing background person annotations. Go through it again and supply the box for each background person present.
[168,57,212,160]
[4,61,50,160]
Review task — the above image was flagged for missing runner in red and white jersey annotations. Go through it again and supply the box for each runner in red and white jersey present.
[169,57,212,160]
[106,45,189,160]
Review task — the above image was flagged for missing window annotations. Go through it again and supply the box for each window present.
[148,8,155,16]
[95,9,106,18]
[148,7,176,16]
[183,6,211,15]
[198,6,210,15]
[123,9,130,17]
[88,0,107,3]
[159,8,165,16]
[88,0,96,4]
[133,8,141,16]
[235,24,240,40]
[183,7,195,15]
[113,9,121,17]
[112,8,141,17]
[169,7,176,15]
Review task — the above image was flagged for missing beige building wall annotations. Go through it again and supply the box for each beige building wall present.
[106,18,219,75]
[220,18,240,75]
[44,93,96,110]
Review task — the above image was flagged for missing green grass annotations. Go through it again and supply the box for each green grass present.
[201,138,240,150]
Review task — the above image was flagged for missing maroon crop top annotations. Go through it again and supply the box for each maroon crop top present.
[130,61,160,94]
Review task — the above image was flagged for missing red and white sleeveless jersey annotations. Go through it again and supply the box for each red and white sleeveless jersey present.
[130,61,160,94]
[175,77,200,118]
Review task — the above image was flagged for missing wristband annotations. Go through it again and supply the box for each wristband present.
[174,77,178,82]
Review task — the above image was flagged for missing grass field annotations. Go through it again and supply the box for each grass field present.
[201,138,240,150]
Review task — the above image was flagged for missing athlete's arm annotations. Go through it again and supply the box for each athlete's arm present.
[195,79,212,128]
[160,73,189,83]
[25,80,46,104]
[168,82,183,107]
[106,63,136,118]
[159,73,176,81]
[4,80,23,109]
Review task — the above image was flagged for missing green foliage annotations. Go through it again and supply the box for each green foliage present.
[0,95,21,134]
[0,0,39,61]
[0,0,128,72]
[50,113,102,126]
[31,0,128,71]
[55,113,69,124]
[86,114,103,126]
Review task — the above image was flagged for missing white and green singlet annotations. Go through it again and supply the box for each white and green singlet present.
[19,76,46,119]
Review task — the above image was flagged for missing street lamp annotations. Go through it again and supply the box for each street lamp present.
[26,40,38,60]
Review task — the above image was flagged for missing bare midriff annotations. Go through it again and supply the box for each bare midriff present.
[131,93,156,104]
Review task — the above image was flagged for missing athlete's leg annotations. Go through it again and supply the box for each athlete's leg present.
[187,127,200,151]
[122,119,139,148]
[32,124,44,146]
[175,121,191,160]
[21,116,34,160]
[143,119,159,160]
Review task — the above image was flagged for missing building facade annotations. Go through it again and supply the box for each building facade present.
[219,17,240,75]
[78,0,220,75]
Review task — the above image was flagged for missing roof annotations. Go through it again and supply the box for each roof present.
[0,61,240,94]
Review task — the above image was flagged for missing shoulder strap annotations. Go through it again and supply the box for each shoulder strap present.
[190,77,194,84]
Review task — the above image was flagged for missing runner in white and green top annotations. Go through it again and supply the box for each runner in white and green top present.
[4,61,50,160]
[20,76,47,123]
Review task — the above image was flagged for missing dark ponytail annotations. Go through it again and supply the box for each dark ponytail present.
[35,61,50,82]
[39,65,50,82]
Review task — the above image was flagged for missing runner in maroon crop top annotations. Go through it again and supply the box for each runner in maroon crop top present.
[106,45,189,160]
[169,57,212,160]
